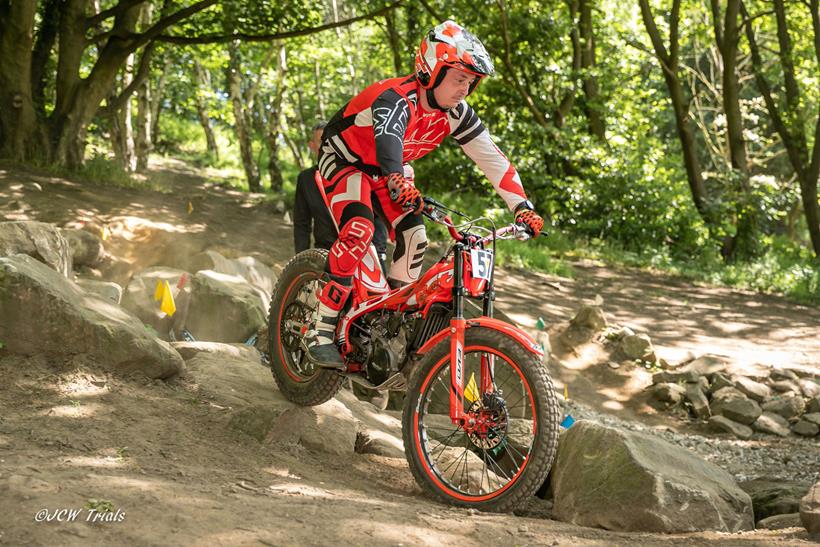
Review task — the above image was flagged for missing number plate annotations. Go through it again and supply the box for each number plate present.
[470,249,494,281]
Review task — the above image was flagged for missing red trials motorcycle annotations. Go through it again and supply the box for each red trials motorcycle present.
[268,195,559,513]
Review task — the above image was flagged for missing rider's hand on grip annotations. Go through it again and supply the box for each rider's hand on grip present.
[514,208,544,237]
[387,172,423,215]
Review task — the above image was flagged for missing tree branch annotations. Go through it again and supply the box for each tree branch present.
[152,0,406,45]
[99,42,156,117]
[86,0,149,29]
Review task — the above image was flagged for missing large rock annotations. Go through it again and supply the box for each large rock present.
[649,383,686,406]
[620,333,654,361]
[0,221,72,276]
[800,482,820,537]
[121,267,191,341]
[752,412,790,437]
[75,279,123,304]
[265,399,358,456]
[798,378,820,399]
[0,254,183,379]
[762,393,806,421]
[684,382,711,419]
[185,270,266,343]
[714,397,761,425]
[708,415,752,440]
[733,376,771,402]
[61,228,103,267]
[652,370,699,384]
[809,397,820,414]
[550,420,753,532]
[740,479,812,522]
[570,305,607,330]
[189,250,277,308]
[756,513,802,530]
[791,420,819,437]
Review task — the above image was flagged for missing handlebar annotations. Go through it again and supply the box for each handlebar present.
[420,196,538,245]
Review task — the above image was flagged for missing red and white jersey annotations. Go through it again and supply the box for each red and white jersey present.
[319,75,528,211]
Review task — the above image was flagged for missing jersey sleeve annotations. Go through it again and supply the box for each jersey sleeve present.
[448,102,528,211]
[372,88,411,176]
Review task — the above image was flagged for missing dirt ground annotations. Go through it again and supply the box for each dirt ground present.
[0,158,816,545]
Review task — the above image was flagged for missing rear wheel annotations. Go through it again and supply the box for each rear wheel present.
[268,249,344,406]
[402,327,559,512]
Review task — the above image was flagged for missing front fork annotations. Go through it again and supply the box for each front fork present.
[449,244,495,425]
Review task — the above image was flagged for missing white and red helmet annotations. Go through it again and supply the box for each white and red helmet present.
[415,20,494,94]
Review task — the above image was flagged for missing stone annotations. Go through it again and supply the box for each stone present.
[550,420,753,533]
[733,376,771,402]
[621,333,654,361]
[229,405,285,441]
[771,368,799,381]
[185,270,266,343]
[170,341,261,363]
[802,413,820,426]
[265,399,358,456]
[769,380,801,394]
[762,393,806,421]
[652,370,699,384]
[756,513,802,530]
[798,378,820,399]
[569,305,607,331]
[650,383,686,405]
[0,221,72,277]
[121,267,192,342]
[711,386,747,405]
[740,479,812,522]
[685,382,711,419]
[714,397,761,425]
[708,415,753,440]
[809,396,820,414]
[61,228,103,267]
[791,420,819,437]
[800,482,820,537]
[75,279,123,304]
[187,250,277,308]
[0,254,183,379]
[752,412,790,437]
[709,373,734,393]
[679,354,733,376]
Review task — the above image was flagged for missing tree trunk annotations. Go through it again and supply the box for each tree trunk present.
[135,3,154,172]
[31,0,60,118]
[314,60,325,119]
[264,45,287,193]
[227,41,261,192]
[638,0,709,219]
[150,54,172,143]
[193,60,219,159]
[384,10,404,75]
[0,1,41,161]
[578,0,605,140]
[712,0,756,259]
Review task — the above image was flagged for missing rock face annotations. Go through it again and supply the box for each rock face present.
[752,412,790,437]
[740,479,811,522]
[714,397,761,425]
[61,228,103,267]
[0,221,72,277]
[801,482,820,537]
[75,279,123,304]
[762,393,806,420]
[121,267,191,341]
[550,420,754,533]
[188,250,277,308]
[185,270,266,343]
[265,399,358,456]
[0,254,183,379]
[708,415,752,440]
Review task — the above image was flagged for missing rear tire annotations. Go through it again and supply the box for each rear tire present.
[268,249,344,406]
[401,326,559,512]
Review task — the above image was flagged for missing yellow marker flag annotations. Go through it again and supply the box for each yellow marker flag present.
[101,225,109,241]
[187,201,193,214]
[160,281,176,317]
[564,384,569,401]
[464,372,480,403]
[153,280,164,301]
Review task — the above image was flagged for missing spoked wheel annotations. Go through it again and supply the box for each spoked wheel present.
[268,249,345,406]
[402,327,559,512]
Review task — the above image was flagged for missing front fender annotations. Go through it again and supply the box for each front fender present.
[414,316,545,358]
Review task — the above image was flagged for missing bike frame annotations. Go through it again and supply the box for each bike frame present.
[314,173,544,425]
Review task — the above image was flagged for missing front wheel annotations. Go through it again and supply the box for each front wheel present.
[268,248,345,406]
[402,327,559,512]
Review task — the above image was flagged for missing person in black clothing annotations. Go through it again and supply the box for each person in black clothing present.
[293,122,389,270]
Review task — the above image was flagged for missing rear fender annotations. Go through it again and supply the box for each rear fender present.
[415,316,544,358]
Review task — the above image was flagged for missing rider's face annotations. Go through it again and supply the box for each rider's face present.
[433,68,478,109]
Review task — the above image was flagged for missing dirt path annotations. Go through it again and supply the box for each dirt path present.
[0,159,816,545]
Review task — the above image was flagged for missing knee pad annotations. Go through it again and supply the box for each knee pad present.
[389,223,428,284]
[328,218,375,278]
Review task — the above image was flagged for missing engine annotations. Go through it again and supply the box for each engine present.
[349,311,409,386]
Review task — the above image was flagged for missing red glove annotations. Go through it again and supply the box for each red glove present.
[515,208,544,237]
[387,172,423,214]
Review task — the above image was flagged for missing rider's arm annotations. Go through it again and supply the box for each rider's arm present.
[372,89,410,176]
[448,102,528,211]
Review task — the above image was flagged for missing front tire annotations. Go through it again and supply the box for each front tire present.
[268,248,344,406]
[402,326,559,512]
